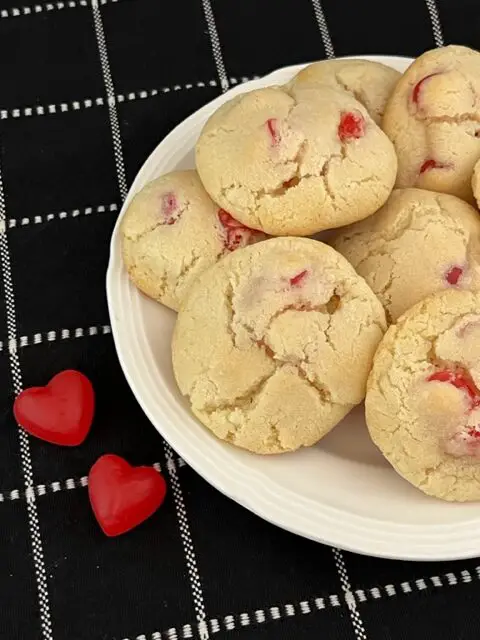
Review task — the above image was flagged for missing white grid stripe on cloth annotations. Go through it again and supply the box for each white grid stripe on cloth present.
[0,459,186,503]
[0,324,112,353]
[200,0,229,92]
[7,203,118,228]
[90,4,209,636]
[164,447,209,640]
[0,76,260,122]
[0,164,54,636]
[0,0,120,18]
[310,0,335,59]
[424,0,445,47]
[91,0,128,201]
[116,563,480,639]
[331,548,368,640]
[0,0,88,17]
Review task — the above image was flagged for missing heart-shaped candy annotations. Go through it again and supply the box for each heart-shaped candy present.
[88,454,167,537]
[13,369,95,446]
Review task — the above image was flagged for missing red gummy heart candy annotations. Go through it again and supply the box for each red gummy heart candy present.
[88,454,167,537]
[13,369,94,446]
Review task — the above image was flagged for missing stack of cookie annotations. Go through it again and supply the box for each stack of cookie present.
[121,45,480,502]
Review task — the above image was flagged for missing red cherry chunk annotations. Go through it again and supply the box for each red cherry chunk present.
[218,210,259,251]
[419,159,450,174]
[428,368,480,405]
[266,118,280,145]
[445,266,463,286]
[412,73,440,104]
[290,270,308,287]
[338,111,365,142]
[161,192,178,225]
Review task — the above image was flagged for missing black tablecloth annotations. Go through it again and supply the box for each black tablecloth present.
[1,1,480,638]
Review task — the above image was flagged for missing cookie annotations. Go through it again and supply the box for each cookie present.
[195,85,397,236]
[172,237,386,454]
[121,170,266,310]
[332,188,480,323]
[366,290,480,502]
[472,157,480,207]
[286,58,400,124]
[383,45,480,202]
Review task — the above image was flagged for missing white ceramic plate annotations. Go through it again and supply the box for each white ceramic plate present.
[107,55,480,561]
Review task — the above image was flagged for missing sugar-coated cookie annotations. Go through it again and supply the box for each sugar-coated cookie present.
[332,188,480,322]
[287,58,400,124]
[172,237,386,454]
[366,290,480,502]
[383,45,480,202]
[121,170,267,310]
[195,85,397,236]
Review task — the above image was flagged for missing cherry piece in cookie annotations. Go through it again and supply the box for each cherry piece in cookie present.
[266,118,280,145]
[445,265,463,286]
[338,111,365,142]
[289,269,308,287]
[411,73,440,105]
[88,454,167,537]
[427,367,480,457]
[13,370,94,446]
[160,191,178,225]
[218,210,261,251]
[446,425,480,458]
[427,368,480,406]
[419,159,451,174]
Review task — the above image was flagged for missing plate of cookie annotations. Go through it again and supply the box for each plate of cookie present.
[107,47,480,560]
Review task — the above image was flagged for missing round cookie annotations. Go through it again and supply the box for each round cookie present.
[383,45,480,202]
[121,170,267,311]
[332,188,480,323]
[286,58,401,124]
[472,157,480,208]
[366,290,480,502]
[172,237,386,454]
[195,85,397,236]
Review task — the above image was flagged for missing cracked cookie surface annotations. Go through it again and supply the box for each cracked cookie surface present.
[121,170,267,311]
[172,237,386,454]
[195,85,397,236]
[332,188,480,322]
[286,58,400,124]
[383,45,480,202]
[472,157,480,208]
[366,290,480,502]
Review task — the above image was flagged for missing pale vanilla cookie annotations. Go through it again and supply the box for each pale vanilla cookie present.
[383,45,480,202]
[472,157,480,207]
[286,58,400,124]
[333,188,480,323]
[121,170,267,310]
[366,290,480,502]
[172,237,386,454]
[195,85,397,236]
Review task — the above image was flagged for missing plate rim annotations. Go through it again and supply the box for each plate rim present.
[106,55,480,561]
